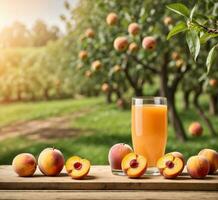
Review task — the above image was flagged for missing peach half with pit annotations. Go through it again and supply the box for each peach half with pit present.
[121,152,147,178]
[65,156,90,179]
[157,153,184,179]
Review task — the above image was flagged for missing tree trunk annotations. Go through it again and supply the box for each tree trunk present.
[209,94,218,115]
[193,90,217,136]
[106,90,112,104]
[44,88,49,100]
[183,90,191,110]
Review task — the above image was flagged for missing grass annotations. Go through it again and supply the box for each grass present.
[0,95,217,165]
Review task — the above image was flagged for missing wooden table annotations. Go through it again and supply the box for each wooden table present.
[0,165,217,200]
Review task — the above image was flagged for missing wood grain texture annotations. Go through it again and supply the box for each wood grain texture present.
[0,165,217,191]
[0,190,217,200]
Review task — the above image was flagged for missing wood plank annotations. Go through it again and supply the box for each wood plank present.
[0,165,218,191]
[0,190,217,200]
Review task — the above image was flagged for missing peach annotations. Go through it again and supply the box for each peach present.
[186,155,209,178]
[157,153,184,179]
[188,122,203,136]
[175,59,184,68]
[128,23,140,36]
[65,156,90,179]
[108,143,133,170]
[12,153,37,177]
[121,152,147,178]
[198,149,218,174]
[209,79,217,87]
[142,36,156,50]
[38,148,65,176]
[113,36,128,52]
[113,65,122,73]
[106,12,118,25]
[85,70,92,78]
[165,151,185,164]
[91,60,102,71]
[128,42,138,53]
[85,28,95,38]
[78,50,88,60]
[116,98,125,109]
[171,51,180,60]
[101,83,110,93]
[163,16,173,26]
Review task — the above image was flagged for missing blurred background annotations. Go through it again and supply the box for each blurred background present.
[0,0,217,164]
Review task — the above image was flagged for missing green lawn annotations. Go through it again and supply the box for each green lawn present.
[0,96,217,165]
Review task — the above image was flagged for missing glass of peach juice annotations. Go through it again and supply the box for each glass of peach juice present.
[131,97,168,175]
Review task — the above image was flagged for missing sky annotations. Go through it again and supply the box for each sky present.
[0,0,77,32]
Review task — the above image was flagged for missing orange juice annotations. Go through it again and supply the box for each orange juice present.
[131,102,167,167]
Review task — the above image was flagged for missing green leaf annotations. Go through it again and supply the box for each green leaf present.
[206,45,217,73]
[186,30,200,61]
[190,4,197,20]
[166,3,190,18]
[167,22,187,40]
[200,32,218,44]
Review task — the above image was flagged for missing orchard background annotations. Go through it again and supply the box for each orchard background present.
[0,0,217,164]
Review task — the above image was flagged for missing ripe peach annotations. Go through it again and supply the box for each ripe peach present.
[187,155,209,178]
[163,16,173,26]
[108,143,133,170]
[166,151,185,164]
[113,65,122,73]
[78,50,88,60]
[157,153,184,179]
[12,153,37,177]
[209,79,217,87]
[85,28,95,38]
[142,36,156,50]
[65,156,90,179]
[101,83,110,93]
[128,42,138,53]
[171,51,180,60]
[198,149,218,174]
[38,148,65,176]
[188,122,203,136]
[85,70,92,78]
[128,23,140,36]
[113,36,128,52]
[91,60,102,71]
[121,152,147,178]
[106,12,118,26]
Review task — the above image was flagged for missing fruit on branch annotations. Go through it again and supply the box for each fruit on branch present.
[198,149,218,174]
[78,50,88,60]
[91,60,102,71]
[128,22,140,36]
[114,36,129,52]
[108,143,133,170]
[101,83,110,93]
[142,36,156,50]
[38,148,65,176]
[85,70,92,78]
[187,155,209,178]
[163,16,173,26]
[113,65,122,73]
[128,42,138,53]
[175,59,184,68]
[209,79,217,87]
[12,153,37,177]
[188,122,203,136]
[106,12,118,25]
[85,28,95,38]
[171,51,180,60]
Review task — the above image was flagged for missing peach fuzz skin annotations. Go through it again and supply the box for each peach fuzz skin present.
[38,148,65,176]
[186,155,209,179]
[198,149,218,174]
[12,153,37,177]
[108,143,133,170]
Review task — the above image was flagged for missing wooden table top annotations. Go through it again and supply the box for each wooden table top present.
[0,165,217,200]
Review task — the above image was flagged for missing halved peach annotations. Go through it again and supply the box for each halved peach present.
[121,152,147,178]
[65,156,90,179]
[157,153,184,179]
